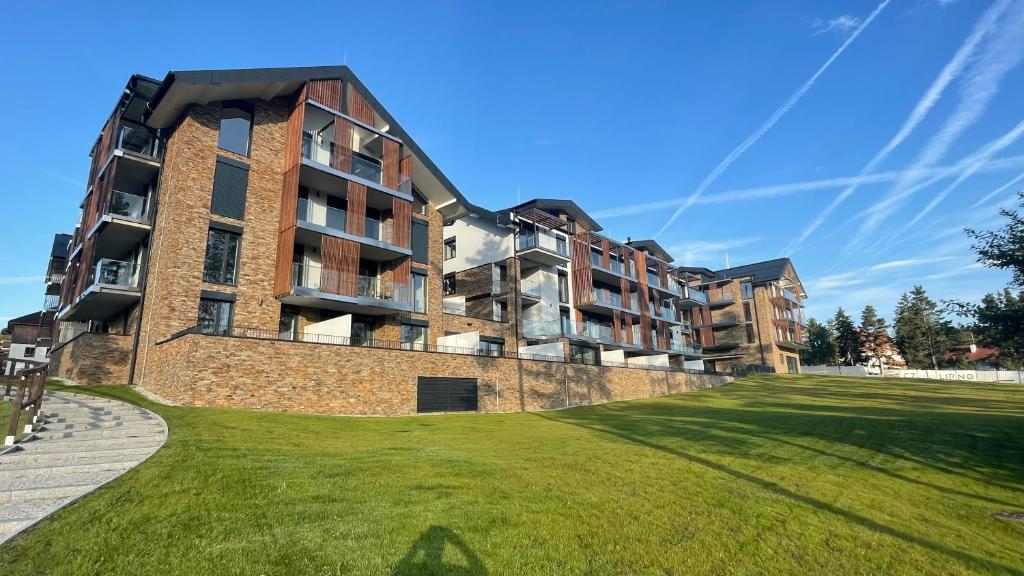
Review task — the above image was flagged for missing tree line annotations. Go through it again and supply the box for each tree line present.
[801,192,1024,371]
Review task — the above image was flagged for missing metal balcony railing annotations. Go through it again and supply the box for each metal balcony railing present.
[522,319,563,339]
[520,278,543,299]
[517,231,570,257]
[292,263,410,304]
[680,285,709,305]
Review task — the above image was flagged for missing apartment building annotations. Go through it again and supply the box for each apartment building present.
[441,199,708,369]
[678,258,807,374]
[3,234,70,375]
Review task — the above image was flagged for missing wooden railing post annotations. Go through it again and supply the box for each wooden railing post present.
[28,369,46,425]
[5,376,25,446]
[3,370,12,401]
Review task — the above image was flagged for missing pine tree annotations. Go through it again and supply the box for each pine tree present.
[859,305,890,373]
[800,317,837,366]
[893,286,948,369]
[832,308,862,366]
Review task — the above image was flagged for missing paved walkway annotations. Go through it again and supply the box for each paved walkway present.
[0,391,167,544]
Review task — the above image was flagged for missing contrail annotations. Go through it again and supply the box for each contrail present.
[970,169,1024,207]
[782,0,1015,256]
[650,0,892,239]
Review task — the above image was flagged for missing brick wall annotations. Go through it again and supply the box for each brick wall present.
[48,333,133,385]
[142,333,731,416]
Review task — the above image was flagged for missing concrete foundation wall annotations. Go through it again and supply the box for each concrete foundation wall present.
[48,333,133,385]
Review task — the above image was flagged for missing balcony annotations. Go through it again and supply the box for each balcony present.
[676,285,709,308]
[88,190,151,260]
[773,287,803,306]
[586,288,638,313]
[117,123,159,159]
[564,320,615,345]
[46,272,65,285]
[648,303,677,322]
[522,318,563,339]
[517,231,571,265]
[707,292,736,307]
[282,263,413,315]
[295,205,410,262]
[58,258,140,323]
[43,294,60,310]
[299,133,412,198]
[520,278,544,300]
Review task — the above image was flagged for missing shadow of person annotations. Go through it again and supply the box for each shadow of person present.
[391,525,487,575]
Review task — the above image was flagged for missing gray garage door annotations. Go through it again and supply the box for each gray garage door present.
[416,377,478,413]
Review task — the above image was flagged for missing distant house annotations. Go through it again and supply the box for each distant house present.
[944,344,1001,369]
[4,311,53,375]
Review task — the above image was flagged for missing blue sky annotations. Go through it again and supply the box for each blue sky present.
[1,0,1021,325]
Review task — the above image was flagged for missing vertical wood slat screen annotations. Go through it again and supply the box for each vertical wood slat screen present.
[634,250,653,349]
[392,257,411,288]
[279,166,300,233]
[382,139,400,189]
[570,237,594,307]
[305,79,342,111]
[599,239,610,269]
[612,310,622,344]
[623,313,633,344]
[338,239,360,297]
[320,236,342,295]
[400,156,413,193]
[332,116,354,173]
[348,88,375,125]
[392,197,411,248]
[273,227,296,297]
[346,182,366,237]
[284,97,306,172]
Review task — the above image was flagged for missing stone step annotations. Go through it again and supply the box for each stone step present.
[44,418,160,431]
[2,447,157,469]
[0,480,102,502]
[0,519,33,544]
[0,467,126,492]
[44,408,148,419]
[0,459,139,481]
[0,496,72,525]
[15,436,165,454]
[34,426,165,441]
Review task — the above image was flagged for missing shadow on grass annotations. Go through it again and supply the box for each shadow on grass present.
[391,525,487,576]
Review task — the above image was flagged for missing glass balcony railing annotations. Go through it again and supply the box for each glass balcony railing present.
[592,288,633,310]
[520,278,543,299]
[326,206,347,231]
[351,153,382,184]
[648,304,675,322]
[517,232,570,257]
[565,320,615,344]
[108,190,146,221]
[591,255,636,278]
[681,344,702,356]
[300,134,406,193]
[522,319,563,339]
[364,217,394,244]
[291,263,410,305]
[118,124,158,157]
[647,272,662,288]
[708,291,736,305]
[681,285,709,305]
[95,258,136,288]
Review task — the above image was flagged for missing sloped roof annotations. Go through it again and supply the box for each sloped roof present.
[502,198,602,232]
[7,311,45,328]
[51,233,72,259]
[626,239,673,263]
[715,257,804,291]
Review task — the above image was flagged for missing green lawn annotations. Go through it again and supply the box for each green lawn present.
[2,375,1022,575]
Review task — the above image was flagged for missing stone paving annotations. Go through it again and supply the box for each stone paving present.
[0,391,167,544]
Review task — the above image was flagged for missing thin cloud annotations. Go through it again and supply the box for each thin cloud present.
[664,237,762,267]
[590,154,1024,220]
[845,0,1024,255]
[650,0,892,239]
[0,276,43,285]
[970,169,1024,207]
[783,0,1014,257]
[923,262,985,280]
[807,257,956,294]
[811,15,862,36]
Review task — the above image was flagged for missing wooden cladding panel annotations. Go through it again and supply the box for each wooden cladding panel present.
[339,239,360,297]
[332,116,354,173]
[279,165,300,233]
[570,238,594,307]
[305,79,342,111]
[392,197,411,248]
[382,139,400,189]
[284,97,306,170]
[400,156,412,181]
[322,236,360,297]
[612,310,622,344]
[393,257,412,287]
[622,314,633,344]
[600,239,610,269]
[349,89,374,125]
[346,182,366,237]
[274,227,296,297]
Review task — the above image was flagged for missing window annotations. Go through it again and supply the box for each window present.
[412,271,428,313]
[558,272,569,303]
[412,221,429,264]
[443,237,456,260]
[493,300,508,322]
[412,190,428,215]
[745,324,756,344]
[351,318,374,346]
[401,321,428,351]
[297,187,310,222]
[203,228,241,285]
[442,273,456,296]
[24,346,36,358]
[211,157,249,220]
[198,297,233,335]
[743,302,752,322]
[570,344,599,365]
[478,337,504,357]
[218,104,253,156]
[741,281,754,300]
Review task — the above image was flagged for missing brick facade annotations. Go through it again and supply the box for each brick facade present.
[49,333,133,385]
[142,333,730,416]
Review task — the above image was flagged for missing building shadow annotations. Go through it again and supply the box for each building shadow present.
[391,525,487,576]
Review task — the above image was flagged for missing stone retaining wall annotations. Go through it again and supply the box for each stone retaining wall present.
[141,333,731,416]
[48,333,133,385]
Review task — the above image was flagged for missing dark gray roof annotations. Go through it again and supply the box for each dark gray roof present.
[50,233,72,259]
[501,198,602,232]
[144,65,486,220]
[626,239,673,263]
[7,311,45,328]
[714,257,802,286]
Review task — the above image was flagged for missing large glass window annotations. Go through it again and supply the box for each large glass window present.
[412,271,427,313]
[743,302,752,322]
[570,344,599,365]
[401,322,427,351]
[478,338,504,357]
[443,238,456,260]
[740,281,754,300]
[198,298,233,335]
[218,105,253,156]
[558,272,569,303]
[203,228,240,285]
[442,273,456,296]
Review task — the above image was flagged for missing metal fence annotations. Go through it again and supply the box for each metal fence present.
[165,324,726,376]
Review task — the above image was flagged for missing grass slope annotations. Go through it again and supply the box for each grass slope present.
[1,375,1022,575]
